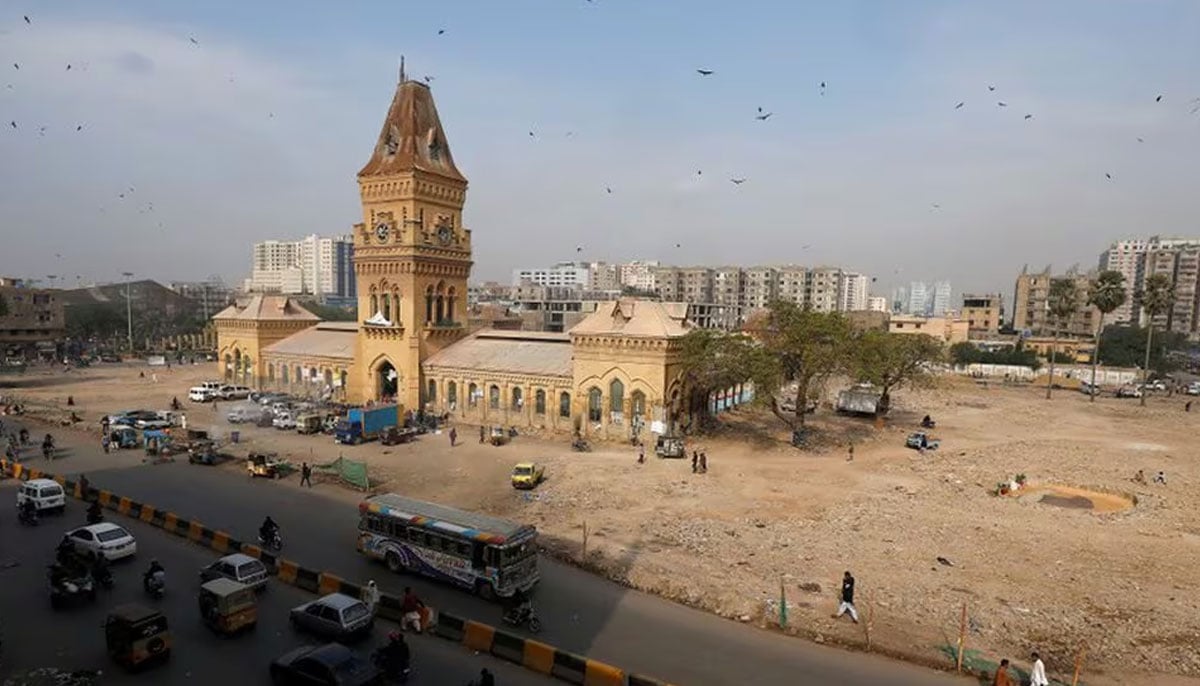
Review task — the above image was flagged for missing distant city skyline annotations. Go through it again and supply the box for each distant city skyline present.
[2,3,1198,299]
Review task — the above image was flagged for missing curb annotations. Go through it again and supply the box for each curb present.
[0,459,675,686]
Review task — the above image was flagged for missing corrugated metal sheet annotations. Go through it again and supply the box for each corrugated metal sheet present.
[423,332,572,378]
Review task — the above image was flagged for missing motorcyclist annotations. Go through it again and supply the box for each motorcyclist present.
[376,631,411,677]
[143,559,165,592]
[87,500,103,524]
[56,536,76,565]
[19,428,28,444]
[504,587,531,622]
[19,497,37,522]
[260,516,280,545]
[91,554,111,585]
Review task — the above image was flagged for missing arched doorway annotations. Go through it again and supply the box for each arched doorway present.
[224,353,233,381]
[375,360,399,401]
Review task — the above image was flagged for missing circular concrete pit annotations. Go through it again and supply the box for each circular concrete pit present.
[1018,484,1135,513]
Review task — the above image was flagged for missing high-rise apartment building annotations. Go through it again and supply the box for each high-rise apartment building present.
[1143,245,1200,336]
[907,281,928,316]
[838,272,870,312]
[930,281,952,317]
[619,261,660,292]
[1098,238,1149,325]
[1012,267,1098,338]
[587,262,621,292]
[512,262,591,288]
[247,234,355,301]
[867,296,889,312]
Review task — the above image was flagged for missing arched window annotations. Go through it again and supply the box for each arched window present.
[631,390,646,418]
[267,364,275,382]
[559,392,571,418]
[370,294,378,316]
[435,281,446,323]
[224,354,233,380]
[468,383,478,407]
[427,379,437,402]
[587,387,602,422]
[425,286,434,324]
[535,389,546,415]
[281,365,289,384]
[511,387,523,410]
[294,366,302,384]
[324,369,333,388]
[609,379,624,413]
[382,293,391,321]
[446,287,456,323]
[392,294,401,324]
[489,385,500,409]
[448,381,457,407]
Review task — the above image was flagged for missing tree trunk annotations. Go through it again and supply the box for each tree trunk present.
[1141,325,1153,407]
[1046,332,1058,400]
[794,380,808,429]
[1089,313,1105,402]
[876,389,892,418]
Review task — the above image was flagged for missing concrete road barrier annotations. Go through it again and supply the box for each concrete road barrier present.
[0,458,674,686]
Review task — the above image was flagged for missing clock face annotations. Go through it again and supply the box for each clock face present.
[437,225,452,245]
[374,222,390,242]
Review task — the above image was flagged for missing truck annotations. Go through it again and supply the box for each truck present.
[836,384,883,416]
[334,405,399,445]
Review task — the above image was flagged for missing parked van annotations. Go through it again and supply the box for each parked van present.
[17,478,67,514]
[218,385,252,400]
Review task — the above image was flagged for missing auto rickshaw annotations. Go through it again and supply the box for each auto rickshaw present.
[105,603,171,670]
[110,426,139,450]
[296,413,324,435]
[247,452,286,479]
[198,578,257,635]
[489,426,509,446]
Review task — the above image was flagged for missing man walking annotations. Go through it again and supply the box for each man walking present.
[101,434,111,454]
[1029,652,1049,686]
[362,579,381,615]
[992,658,1012,686]
[699,451,708,473]
[479,425,485,444]
[834,571,859,623]
[449,427,457,447]
[300,462,312,488]
[637,444,645,464]
[401,586,425,633]
[691,451,698,474]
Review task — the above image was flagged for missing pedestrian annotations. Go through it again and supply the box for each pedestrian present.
[847,443,854,462]
[691,451,698,473]
[992,658,1012,686]
[401,586,425,633]
[479,425,485,444]
[362,580,380,615]
[300,462,312,488]
[100,417,109,435]
[637,444,645,464]
[449,427,457,447]
[699,451,707,473]
[1029,652,1049,686]
[476,668,495,686]
[1154,470,1166,485]
[101,435,111,454]
[833,571,858,623]
[78,474,90,499]
[1187,401,1193,413]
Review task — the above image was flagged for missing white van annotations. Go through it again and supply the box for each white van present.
[17,478,67,514]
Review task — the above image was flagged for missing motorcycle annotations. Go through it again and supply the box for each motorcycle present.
[49,566,97,609]
[86,506,104,525]
[371,648,411,683]
[143,571,165,599]
[92,565,114,590]
[258,530,282,551]
[501,604,542,634]
[18,506,38,526]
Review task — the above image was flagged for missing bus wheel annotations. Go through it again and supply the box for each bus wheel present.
[476,581,495,601]
[385,552,403,573]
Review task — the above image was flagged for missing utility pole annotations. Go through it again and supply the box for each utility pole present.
[122,271,134,352]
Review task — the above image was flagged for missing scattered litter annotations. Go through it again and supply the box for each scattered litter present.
[937,556,954,567]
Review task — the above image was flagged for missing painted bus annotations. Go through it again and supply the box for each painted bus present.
[356,493,539,600]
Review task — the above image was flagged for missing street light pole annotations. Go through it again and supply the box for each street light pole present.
[122,272,134,352]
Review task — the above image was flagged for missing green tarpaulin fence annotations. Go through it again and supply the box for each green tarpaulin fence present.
[314,456,369,491]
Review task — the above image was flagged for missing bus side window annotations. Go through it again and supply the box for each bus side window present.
[471,543,485,569]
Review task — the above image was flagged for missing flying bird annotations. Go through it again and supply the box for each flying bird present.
[819,81,826,95]
[675,243,681,248]
[801,244,811,250]
[695,69,714,76]
[437,29,446,35]
[1024,114,1033,120]
[755,111,773,121]
[1136,137,1144,143]
[997,101,1007,107]
[987,85,996,91]
[189,36,199,45]
[1155,94,1162,102]
[954,102,964,109]
[730,178,746,185]
[66,64,71,71]
[24,15,30,24]
[423,75,434,83]
[12,63,18,70]
[606,187,612,194]
[576,246,582,252]
[696,170,702,176]
[931,203,941,210]
[1105,173,1112,180]
[9,121,15,129]
[528,131,535,137]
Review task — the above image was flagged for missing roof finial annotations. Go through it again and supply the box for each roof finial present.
[399,55,406,83]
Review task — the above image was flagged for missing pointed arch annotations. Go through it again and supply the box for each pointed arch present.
[534,389,546,415]
[425,285,435,324]
[609,378,625,414]
[587,387,602,422]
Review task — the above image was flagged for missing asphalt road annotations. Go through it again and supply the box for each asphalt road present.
[3,422,968,686]
[0,480,558,686]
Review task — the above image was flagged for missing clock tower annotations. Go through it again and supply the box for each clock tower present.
[349,68,472,409]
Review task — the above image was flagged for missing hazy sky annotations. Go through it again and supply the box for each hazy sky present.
[1,1,1198,298]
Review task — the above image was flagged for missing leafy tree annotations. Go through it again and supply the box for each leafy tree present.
[1097,324,1183,373]
[1044,278,1081,399]
[1137,274,1176,406]
[677,329,764,429]
[1086,270,1127,401]
[949,341,1042,369]
[850,331,944,416]
[748,301,851,431]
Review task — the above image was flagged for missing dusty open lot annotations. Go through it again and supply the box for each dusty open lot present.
[5,362,1199,684]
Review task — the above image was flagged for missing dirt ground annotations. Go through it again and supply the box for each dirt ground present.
[5,362,1200,685]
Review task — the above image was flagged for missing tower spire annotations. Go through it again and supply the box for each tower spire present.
[399,55,406,84]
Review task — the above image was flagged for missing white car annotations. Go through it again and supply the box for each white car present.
[188,387,217,402]
[17,478,67,514]
[64,523,137,561]
[1187,383,1200,396]
[273,412,297,430]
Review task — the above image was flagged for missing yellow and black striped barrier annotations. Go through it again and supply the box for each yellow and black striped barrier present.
[0,458,675,686]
